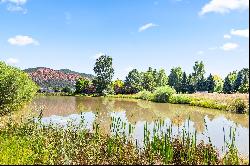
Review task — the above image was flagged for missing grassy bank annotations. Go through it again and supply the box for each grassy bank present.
[0,113,246,165]
[107,93,249,114]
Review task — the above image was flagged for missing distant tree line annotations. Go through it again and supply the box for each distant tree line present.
[75,55,249,96]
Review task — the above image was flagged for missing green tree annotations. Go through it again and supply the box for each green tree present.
[62,86,73,94]
[192,61,205,91]
[124,69,143,94]
[234,68,249,92]
[168,67,183,93]
[155,69,168,87]
[180,72,188,93]
[0,61,38,115]
[112,79,125,94]
[187,74,195,93]
[93,55,114,95]
[142,67,157,92]
[75,78,91,94]
[213,75,223,93]
[206,74,215,93]
[223,71,237,94]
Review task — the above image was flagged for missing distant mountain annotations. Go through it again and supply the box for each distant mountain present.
[24,67,95,91]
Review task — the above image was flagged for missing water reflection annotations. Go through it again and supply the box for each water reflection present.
[31,96,249,157]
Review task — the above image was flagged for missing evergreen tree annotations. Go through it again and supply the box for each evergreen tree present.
[168,67,183,93]
[180,72,188,93]
[206,74,215,93]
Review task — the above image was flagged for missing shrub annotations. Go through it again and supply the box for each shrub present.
[153,86,176,103]
[0,62,38,115]
[169,94,191,104]
[229,98,247,114]
[136,90,154,101]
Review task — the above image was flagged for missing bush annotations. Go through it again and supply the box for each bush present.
[229,98,247,114]
[136,90,154,101]
[169,94,191,104]
[0,62,38,115]
[153,86,176,103]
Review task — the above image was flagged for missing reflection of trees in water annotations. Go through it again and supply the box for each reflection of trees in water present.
[33,96,77,117]
[33,97,249,131]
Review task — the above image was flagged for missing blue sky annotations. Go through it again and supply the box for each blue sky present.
[0,0,249,80]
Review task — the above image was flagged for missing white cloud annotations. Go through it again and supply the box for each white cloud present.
[6,58,19,65]
[7,4,27,13]
[224,34,231,39]
[138,23,158,32]
[220,42,239,51]
[8,35,39,46]
[0,0,28,13]
[199,0,249,15]
[197,51,204,55]
[1,0,27,5]
[230,28,249,38]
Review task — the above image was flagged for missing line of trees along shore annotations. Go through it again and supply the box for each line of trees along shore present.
[75,55,249,96]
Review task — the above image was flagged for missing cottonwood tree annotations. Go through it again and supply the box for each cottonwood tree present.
[93,55,114,95]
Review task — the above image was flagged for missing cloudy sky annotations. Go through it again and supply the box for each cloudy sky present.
[0,0,249,79]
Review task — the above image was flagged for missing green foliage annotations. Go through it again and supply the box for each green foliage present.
[93,55,114,95]
[0,114,243,165]
[234,68,249,93]
[180,72,188,93]
[155,68,168,87]
[192,61,206,91]
[187,74,196,93]
[153,86,176,102]
[125,69,143,94]
[169,94,191,104]
[0,61,38,115]
[137,90,154,101]
[168,67,183,93]
[238,83,249,93]
[75,77,91,94]
[142,67,157,92]
[213,75,224,93]
[62,86,73,94]
[112,79,125,94]
[206,74,216,93]
[229,98,247,114]
[223,71,237,94]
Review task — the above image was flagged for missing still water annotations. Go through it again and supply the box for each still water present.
[31,96,249,157]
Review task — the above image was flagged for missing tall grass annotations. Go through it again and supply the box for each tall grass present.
[0,111,246,165]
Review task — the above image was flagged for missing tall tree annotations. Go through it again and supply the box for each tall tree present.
[168,67,183,93]
[124,69,143,94]
[234,68,249,92]
[180,72,188,93]
[93,55,114,95]
[156,68,168,87]
[206,74,215,93]
[213,75,223,93]
[187,74,195,93]
[142,67,157,92]
[192,61,206,91]
[223,71,237,94]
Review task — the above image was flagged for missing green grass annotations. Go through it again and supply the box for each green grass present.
[0,112,246,165]
[107,93,249,114]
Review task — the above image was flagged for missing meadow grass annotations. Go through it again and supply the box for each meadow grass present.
[107,93,249,114]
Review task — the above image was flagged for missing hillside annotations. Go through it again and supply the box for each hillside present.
[24,67,95,91]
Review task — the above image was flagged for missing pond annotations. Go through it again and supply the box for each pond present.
[31,96,249,158]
